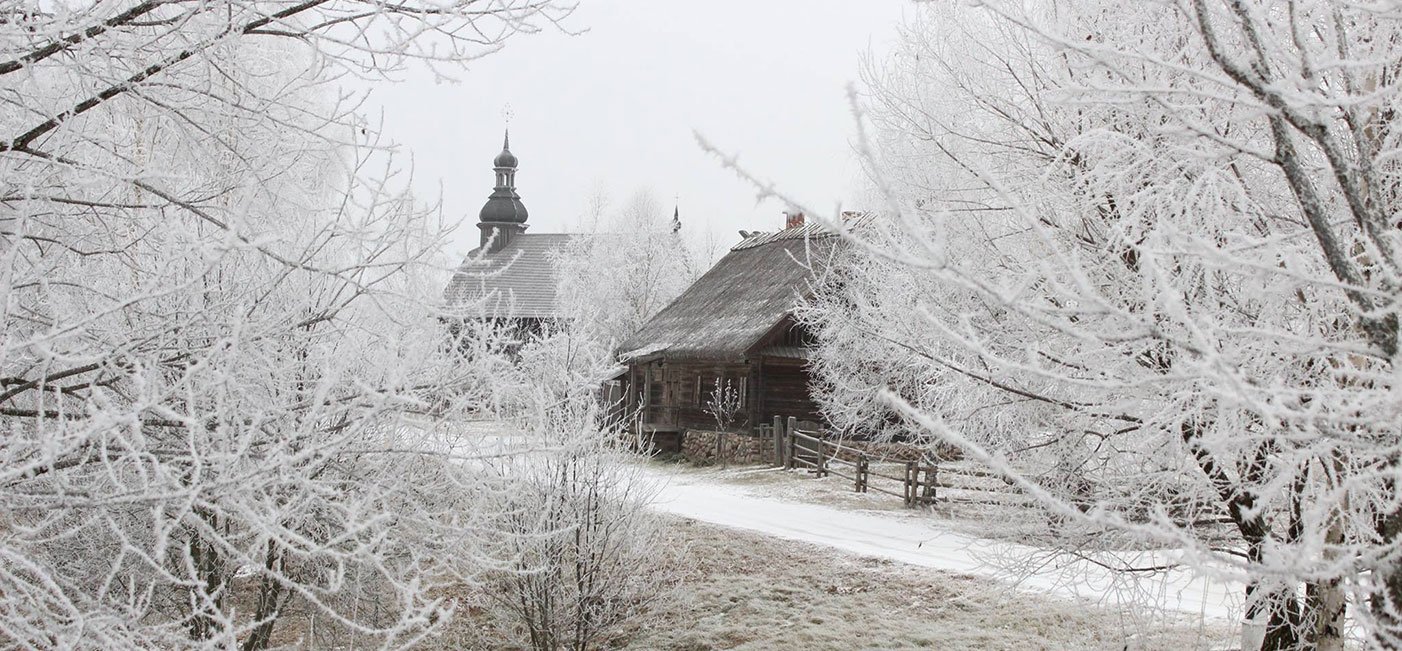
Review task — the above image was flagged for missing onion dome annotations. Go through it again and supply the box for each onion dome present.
[479,130,528,224]
[493,130,519,168]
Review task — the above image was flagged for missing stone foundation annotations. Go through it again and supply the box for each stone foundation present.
[641,430,683,455]
[681,430,774,465]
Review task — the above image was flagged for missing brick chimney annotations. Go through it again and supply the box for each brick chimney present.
[783,211,805,229]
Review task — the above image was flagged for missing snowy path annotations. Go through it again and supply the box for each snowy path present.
[640,466,1243,623]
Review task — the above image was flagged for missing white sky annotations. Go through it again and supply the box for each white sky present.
[364,1,910,259]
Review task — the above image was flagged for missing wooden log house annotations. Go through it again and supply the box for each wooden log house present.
[616,217,847,452]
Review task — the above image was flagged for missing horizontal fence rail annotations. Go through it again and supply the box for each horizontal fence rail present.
[760,416,1026,509]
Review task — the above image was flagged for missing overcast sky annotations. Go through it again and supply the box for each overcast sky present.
[365,1,910,259]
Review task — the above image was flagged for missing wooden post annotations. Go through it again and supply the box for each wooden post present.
[923,464,937,505]
[787,430,796,471]
[786,417,797,471]
[773,416,784,467]
[855,454,867,493]
[903,461,916,507]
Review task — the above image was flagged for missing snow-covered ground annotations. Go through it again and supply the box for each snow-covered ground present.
[438,421,1243,633]
[639,464,1244,624]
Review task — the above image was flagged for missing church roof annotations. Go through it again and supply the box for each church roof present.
[443,233,579,319]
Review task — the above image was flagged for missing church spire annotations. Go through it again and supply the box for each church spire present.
[491,129,519,180]
[671,204,681,234]
[478,129,528,251]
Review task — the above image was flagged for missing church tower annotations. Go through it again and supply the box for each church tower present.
[477,130,529,252]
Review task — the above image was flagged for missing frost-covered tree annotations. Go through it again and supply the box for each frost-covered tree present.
[796,2,1402,648]
[460,190,703,420]
[476,397,675,651]
[465,233,683,648]
[0,1,569,647]
[554,189,705,355]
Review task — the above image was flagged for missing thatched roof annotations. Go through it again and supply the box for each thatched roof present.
[617,224,843,362]
[442,233,578,319]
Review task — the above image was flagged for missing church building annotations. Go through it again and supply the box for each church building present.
[442,132,578,335]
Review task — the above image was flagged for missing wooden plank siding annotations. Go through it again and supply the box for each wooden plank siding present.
[757,357,822,424]
[626,356,821,435]
[630,360,756,432]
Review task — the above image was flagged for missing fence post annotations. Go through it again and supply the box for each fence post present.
[904,461,918,507]
[786,417,797,471]
[923,463,937,505]
[773,416,784,467]
[856,454,867,493]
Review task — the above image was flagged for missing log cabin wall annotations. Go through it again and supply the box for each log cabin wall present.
[626,356,820,435]
[661,361,754,432]
[756,356,822,425]
[626,359,757,433]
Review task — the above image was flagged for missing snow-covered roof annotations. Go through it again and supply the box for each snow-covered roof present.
[442,233,579,319]
[616,225,844,362]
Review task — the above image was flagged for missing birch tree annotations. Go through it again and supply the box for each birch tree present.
[0,1,568,647]
[796,2,1402,648]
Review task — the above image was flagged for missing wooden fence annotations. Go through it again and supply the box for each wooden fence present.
[756,416,1026,509]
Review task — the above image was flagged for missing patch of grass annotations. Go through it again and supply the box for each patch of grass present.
[625,518,1233,651]
[414,514,1230,650]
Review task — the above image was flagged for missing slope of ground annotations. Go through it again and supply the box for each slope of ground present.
[639,463,1242,624]
[427,422,1242,649]
[626,517,1232,651]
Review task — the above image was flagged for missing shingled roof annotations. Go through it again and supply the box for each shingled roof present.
[442,233,578,319]
[616,225,843,362]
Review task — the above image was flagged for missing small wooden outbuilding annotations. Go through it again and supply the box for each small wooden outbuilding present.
[616,220,844,448]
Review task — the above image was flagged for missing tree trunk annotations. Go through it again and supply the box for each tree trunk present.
[186,507,226,641]
[1307,459,1347,651]
[240,542,290,651]
[1373,506,1402,648]
[1182,423,1299,650]
[1244,583,1301,651]
[1307,577,1347,651]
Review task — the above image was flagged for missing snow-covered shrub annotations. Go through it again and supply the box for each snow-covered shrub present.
[478,400,678,651]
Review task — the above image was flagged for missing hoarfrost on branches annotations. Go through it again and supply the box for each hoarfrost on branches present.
[554,189,707,356]
[705,377,743,435]
[0,0,573,648]
[790,2,1402,648]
